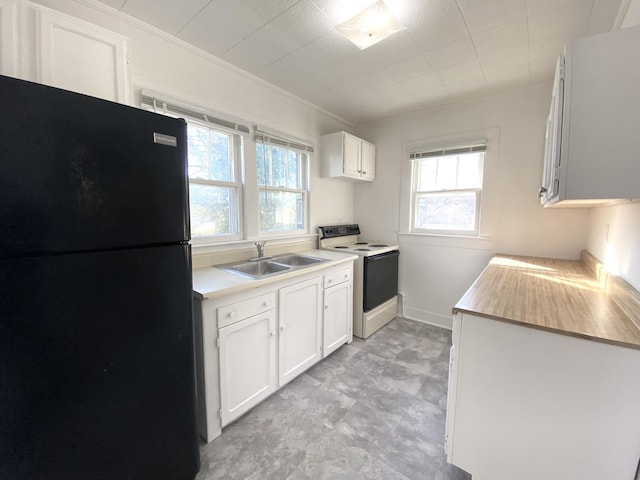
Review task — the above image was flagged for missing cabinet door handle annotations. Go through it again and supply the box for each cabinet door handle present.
[280,325,286,331]
[324,305,328,310]
[362,171,367,175]
[327,279,332,284]
[270,330,276,337]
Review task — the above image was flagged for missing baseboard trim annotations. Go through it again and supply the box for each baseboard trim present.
[402,306,452,330]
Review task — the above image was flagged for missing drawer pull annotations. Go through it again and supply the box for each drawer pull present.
[228,311,236,318]
[262,301,269,307]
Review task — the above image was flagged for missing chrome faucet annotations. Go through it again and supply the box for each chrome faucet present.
[254,241,267,258]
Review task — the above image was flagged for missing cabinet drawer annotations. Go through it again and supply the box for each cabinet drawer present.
[324,268,352,289]
[218,292,275,328]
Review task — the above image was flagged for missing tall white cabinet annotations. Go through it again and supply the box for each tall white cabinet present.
[37,8,131,104]
[0,1,131,104]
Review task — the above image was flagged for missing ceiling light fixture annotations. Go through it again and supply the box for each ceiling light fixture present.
[336,0,405,50]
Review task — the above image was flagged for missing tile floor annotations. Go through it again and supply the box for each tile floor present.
[196,317,471,480]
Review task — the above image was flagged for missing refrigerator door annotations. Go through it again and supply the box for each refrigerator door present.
[0,75,190,257]
[0,245,199,480]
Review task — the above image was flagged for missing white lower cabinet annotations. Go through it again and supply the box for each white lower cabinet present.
[194,261,355,442]
[218,310,276,427]
[446,313,640,480]
[323,267,352,357]
[278,276,323,386]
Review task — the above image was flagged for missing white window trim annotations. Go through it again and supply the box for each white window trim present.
[399,128,500,240]
[186,119,245,244]
[255,135,311,237]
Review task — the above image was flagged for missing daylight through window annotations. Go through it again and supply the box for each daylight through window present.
[411,145,485,235]
[187,121,242,239]
[255,137,309,234]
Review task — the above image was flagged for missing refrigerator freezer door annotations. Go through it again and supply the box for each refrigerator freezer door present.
[0,75,190,257]
[0,244,199,480]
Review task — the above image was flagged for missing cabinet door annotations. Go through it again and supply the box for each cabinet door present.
[0,1,17,76]
[323,281,352,357]
[218,311,277,426]
[37,8,131,104]
[278,276,323,386]
[360,140,376,181]
[342,132,362,178]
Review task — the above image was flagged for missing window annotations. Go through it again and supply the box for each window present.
[255,131,310,234]
[140,91,249,242]
[187,121,242,239]
[410,145,485,235]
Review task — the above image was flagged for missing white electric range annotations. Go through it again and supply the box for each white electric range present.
[318,224,399,338]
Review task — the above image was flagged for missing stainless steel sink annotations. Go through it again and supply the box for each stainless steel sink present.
[217,253,327,280]
[220,260,291,279]
[271,254,326,267]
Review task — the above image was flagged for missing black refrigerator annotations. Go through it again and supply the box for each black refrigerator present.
[0,75,200,479]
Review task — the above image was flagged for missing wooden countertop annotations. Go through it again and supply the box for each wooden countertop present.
[453,251,640,350]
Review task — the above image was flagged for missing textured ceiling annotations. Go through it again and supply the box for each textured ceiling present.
[97,0,624,125]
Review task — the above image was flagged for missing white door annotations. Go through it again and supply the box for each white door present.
[323,281,352,357]
[342,132,362,178]
[37,8,131,104]
[278,276,323,386]
[218,311,277,426]
[360,140,376,181]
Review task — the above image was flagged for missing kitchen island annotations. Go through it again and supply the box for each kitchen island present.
[445,251,640,480]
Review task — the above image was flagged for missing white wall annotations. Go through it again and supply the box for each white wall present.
[5,0,355,254]
[587,202,640,291]
[357,84,591,328]
[583,5,640,293]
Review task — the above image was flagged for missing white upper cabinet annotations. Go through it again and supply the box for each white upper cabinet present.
[320,131,376,182]
[539,25,640,207]
[36,8,131,104]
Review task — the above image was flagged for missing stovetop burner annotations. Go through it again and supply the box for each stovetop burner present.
[318,224,399,258]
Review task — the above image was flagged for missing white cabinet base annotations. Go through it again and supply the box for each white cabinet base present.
[447,314,640,480]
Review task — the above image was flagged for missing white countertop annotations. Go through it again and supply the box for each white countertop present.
[192,249,357,300]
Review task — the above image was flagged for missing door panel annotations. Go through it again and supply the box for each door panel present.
[0,75,189,256]
[0,245,199,480]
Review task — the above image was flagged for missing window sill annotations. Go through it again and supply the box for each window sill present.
[398,232,495,250]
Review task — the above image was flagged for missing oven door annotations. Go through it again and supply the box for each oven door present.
[363,250,399,311]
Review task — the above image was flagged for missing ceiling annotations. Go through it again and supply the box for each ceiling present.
[97,0,624,125]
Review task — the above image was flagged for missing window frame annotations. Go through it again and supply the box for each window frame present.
[410,145,486,237]
[255,138,309,237]
[186,118,245,244]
